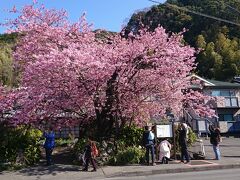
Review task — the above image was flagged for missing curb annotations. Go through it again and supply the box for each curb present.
[105,164,240,178]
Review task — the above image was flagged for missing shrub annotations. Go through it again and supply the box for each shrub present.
[0,125,42,166]
[23,128,42,165]
[73,138,87,154]
[187,128,197,146]
[108,146,145,165]
[117,125,144,148]
[72,125,144,166]
[55,138,73,147]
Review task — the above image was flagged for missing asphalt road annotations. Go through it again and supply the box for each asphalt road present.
[105,168,240,180]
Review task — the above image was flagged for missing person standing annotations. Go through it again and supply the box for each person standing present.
[44,126,55,166]
[178,123,190,164]
[142,126,156,166]
[209,125,221,160]
[82,138,97,172]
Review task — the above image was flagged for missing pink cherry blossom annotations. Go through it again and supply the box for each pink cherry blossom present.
[0,3,215,131]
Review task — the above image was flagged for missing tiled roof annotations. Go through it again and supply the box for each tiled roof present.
[206,79,240,88]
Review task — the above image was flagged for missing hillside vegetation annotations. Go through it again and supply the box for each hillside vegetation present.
[126,0,240,81]
[0,33,18,87]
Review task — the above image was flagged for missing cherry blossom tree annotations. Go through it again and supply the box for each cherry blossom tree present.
[1,1,215,137]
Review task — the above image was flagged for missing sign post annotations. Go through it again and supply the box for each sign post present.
[156,123,177,159]
[172,122,176,160]
[156,124,173,138]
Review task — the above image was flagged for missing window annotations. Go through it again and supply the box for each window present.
[221,91,230,96]
[212,90,238,107]
[211,90,220,96]
[218,114,234,121]
[225,97,238,107]
[231,97,238,106]
[225,98,231,106]
[211,90,235,96]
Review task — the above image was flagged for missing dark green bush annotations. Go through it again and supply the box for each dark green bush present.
[73,138,87,155]
[107,146,145,165]
[187,128,197,146]
[117,125,144,148]
[0,125,42,166]
[55,138,73,147]
[102,125,144,165]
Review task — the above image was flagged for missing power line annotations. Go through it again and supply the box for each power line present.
[216,0,240,15]
[148,0,240,27]
[226,4,240,15]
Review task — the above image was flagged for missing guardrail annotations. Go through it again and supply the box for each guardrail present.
[183,108,217,136]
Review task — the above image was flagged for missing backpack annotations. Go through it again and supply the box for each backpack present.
[91,142,99,157]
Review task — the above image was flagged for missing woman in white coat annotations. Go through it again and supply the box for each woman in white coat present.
[158,139,172,164]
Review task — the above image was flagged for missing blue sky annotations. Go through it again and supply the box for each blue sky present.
[0,0,165,33]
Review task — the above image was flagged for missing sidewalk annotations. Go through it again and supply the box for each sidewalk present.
[103,137,240,178]
[1,137,240,179]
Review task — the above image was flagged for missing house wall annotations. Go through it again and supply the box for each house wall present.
[203,88,240,133]
[236,89,240,99]
[204,89,240,108]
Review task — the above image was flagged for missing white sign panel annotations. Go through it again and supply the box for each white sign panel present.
[198,120,207,131]
[156,124,173,138]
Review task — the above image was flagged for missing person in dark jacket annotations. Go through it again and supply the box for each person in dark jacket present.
[209,125,221,160]
[178,123,190,164]
[82,138,97,172]
[142,126,156,165]
[44,126,55,166]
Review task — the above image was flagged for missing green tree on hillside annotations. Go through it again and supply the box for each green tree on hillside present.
[0,33,18,87]
[126,0,240,81]
[0,44,13,86]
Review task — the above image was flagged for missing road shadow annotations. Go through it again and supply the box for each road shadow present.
[52,148,76,165]
[16,146,81,176]
[41,146,77,166]
[17,164,80,176]
[223,155,240,158]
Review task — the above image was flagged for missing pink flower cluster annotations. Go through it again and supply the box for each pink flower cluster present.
[0,2,215,128]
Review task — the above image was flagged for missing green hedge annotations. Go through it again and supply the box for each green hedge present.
[0,125,42,166]
[108,146,145,165]
[117,125,144,148]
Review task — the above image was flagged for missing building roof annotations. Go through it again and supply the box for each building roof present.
[191,74,240,89]
[206,79,240,88]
